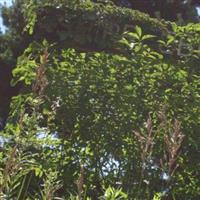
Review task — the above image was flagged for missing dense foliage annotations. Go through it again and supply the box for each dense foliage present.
[0,0,171,123]
[0,0,200,199]
[94,0,200,23]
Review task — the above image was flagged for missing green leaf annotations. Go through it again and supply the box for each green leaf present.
[17,172,33,200]
[141,34,156,41]
[118,38,130,47]
[135,26,142,38]
[127,32,140,41]
[125,85,133,91]
[167,35,175,45]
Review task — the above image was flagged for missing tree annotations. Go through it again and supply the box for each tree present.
[0,0,199,121]
[0,0,169,124]
[102,0,200,23]
[0,1,200,199]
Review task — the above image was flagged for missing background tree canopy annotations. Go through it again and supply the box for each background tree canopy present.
[94,0,200,23]
[0,0,200,199]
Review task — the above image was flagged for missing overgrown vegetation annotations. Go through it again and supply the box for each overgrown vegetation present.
[0,0,200,199]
